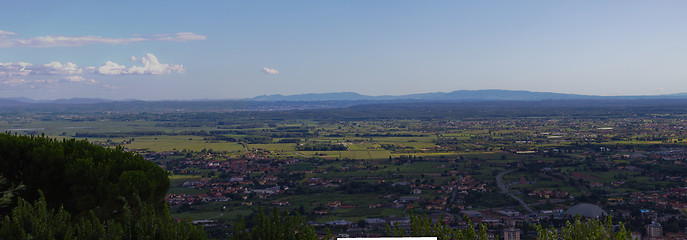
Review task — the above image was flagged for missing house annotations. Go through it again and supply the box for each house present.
[498,209,521,217]
[326,220,352,227]
[251,185,281,194]
[399,196,420,202]
[461,210,483,218]
[387,216,411,229]
[364,218,387,226]
[314,210,328,215]
[646,222,662,238]
[326,201,342,208]
[503,228,521,240]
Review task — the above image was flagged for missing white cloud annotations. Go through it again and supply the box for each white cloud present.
[96,61,128,75]
[0,35,147,48]
[0,30,206,48]
[101,83,120,89]
[155,32,208,42]
[0,30,17,36]
[0,62,32,77]
[1,78,59,88]
[1,61,84,76]
[0,61,93,88]
[1,53,184,89]
[63,75,96,84]
[95,53,185,75]
[2,78,27,87]
[263,67,279,75]
[32,62,83,75]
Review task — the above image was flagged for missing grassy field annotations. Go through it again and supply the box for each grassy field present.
[122,136,246,152]
[8,115,687,227]
[169,174,203,186]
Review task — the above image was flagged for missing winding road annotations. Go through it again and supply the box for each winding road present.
[496,170,536,215]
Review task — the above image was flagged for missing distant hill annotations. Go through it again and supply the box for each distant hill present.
[7,90,687,112]
[5,97,37,103]
[47,98,114,104]
[0,97,114,105]
[0,99,28,107]
[9,90,687,104]
[251,90,687,102]
[402,89,597,101]
[252,92,375,101]
[251,90,601,101]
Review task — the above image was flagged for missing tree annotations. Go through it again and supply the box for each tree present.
[386,212,488,240]
[232,208,318,240]
[0,178,24,210]
[0,133,169,220]
[0,134,205,239]
[0,194,206,239]
[533,216,630,240]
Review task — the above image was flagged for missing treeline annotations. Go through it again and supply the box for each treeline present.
[204,135,273,144]
[0,133,205,239]
[228,209,631,240]
[356,133,426,137]
[380,144,414,151]
[1,195,205,239]
[386,213,631,240]
[297,143,347,151]
[74,131,166,138]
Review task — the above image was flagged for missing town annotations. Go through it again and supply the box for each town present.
[5,102,687,239]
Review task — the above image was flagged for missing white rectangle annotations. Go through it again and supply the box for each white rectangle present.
[339,238,438,240]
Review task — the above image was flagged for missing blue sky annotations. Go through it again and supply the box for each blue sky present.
[1,1,686,100]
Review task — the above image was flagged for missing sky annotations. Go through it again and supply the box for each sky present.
[1,1,686,100]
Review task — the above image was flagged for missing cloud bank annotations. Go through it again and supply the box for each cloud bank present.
[1,53,183,88]
[0,30,17,36]
[0,61,94,87]
[96,53,185,75]
[154,32,207,42]
[263,67,279,75]
[0,30,207,48]
[0,61,83,77]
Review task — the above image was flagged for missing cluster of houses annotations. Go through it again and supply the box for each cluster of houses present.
[144,136,687,239]
[527,189,569,199]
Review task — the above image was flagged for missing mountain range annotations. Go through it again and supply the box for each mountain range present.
[251,89,686,101]
[5,89,687,105]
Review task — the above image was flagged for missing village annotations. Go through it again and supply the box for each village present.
[7,104,687,239]
[137,137,687,239]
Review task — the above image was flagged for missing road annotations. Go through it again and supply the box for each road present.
[496,170,536,215]
[446,176,463,212]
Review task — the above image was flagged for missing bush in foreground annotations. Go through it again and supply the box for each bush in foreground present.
[232,209,319,240]
[388,212,630,240]
[1,195,206,240]
[0,133,169,219]
[0,133,206,239]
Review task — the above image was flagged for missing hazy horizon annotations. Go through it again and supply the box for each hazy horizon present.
[6,88,687,102]
[2,1,686,100]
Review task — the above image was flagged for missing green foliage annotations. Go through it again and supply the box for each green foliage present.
[390,213,629,240]
[386,212,488,240]
[296,143,347,151]
[0,178,24,209]
[0,133,169,220]
[0,195,206,240]
[231,209,318,240]
[0,133,206,239]
[533,216,630,240]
